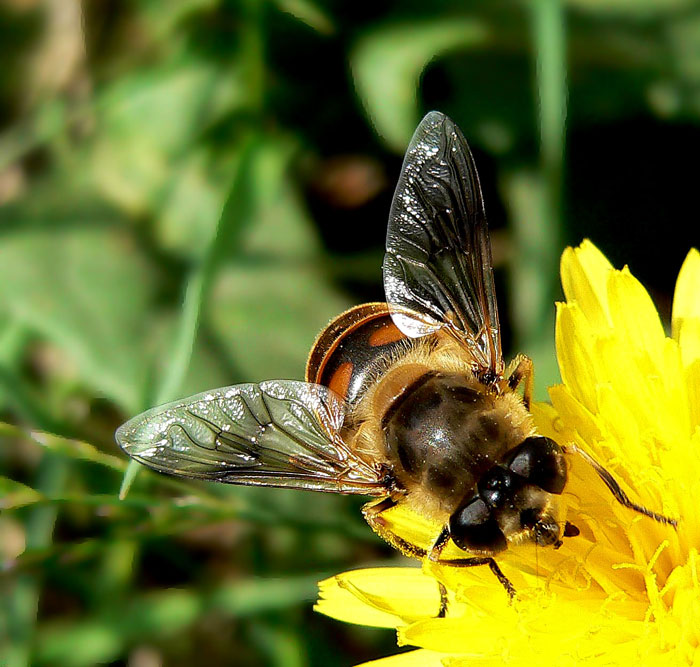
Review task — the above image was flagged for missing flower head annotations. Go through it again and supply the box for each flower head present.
[316,242,700,666]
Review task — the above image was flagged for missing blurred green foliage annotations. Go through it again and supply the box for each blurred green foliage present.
[1,1,699,665]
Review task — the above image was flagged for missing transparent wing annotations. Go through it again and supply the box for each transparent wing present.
[383,111,503,380]
[115,380,386,495]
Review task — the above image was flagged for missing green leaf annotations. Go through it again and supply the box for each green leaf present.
[0,319,30,413]
[0,423,126,472]
[232,135,321,261]
[91,59,239,231]
[0,476,43,510]
[208,574,321,616]
[136,0,219,40]
[96,61,228,157]
[123,589,202,636]
[273,0,335,34]
[0,318,26,366]
[208,264,351,382]
[0,227,155,413]
[34,575,324,666]
[200,133,346,380]
[154,149,237,260]
[566,0,693,15]
[352,19,488,151]
[36,621,123,667]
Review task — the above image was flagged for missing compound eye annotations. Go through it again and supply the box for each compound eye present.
[506,436,567,494]
[449,496,507,554]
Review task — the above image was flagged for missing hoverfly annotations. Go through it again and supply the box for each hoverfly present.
[117,111,675,597]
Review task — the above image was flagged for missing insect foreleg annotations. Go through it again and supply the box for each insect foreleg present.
[506,354,534,410]
[362,496,428,559]
[362,497,448,616]
[427,526,516,600]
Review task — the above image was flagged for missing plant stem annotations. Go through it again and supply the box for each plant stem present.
[510,0,568,397]
[3,455,68,666]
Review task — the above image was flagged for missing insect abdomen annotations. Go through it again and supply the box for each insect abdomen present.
[306,303,409,408]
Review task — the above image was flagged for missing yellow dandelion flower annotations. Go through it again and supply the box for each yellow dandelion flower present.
[316,241,700,666]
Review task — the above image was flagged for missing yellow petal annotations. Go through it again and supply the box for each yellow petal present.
[607,267,666,366]
[401,617,509,654]
[528,400,562,438]
[657,338,691,441]
[596,382,644,468]
[315,567,443,628]
[401,595,648,661]
[560,240,613,331]
[357,649,449,667]
[667,432,700,548]
[368,503,440,554]
[685,353,700,431]
[678,308,700,372]
[547,384,603,447]
[594,332,670,445]
[555,302,600,412]
[672,248,700,341]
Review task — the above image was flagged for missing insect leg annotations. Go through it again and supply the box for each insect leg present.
[427,527,516,600]
[507,354,534,410]
[564,444,677,527]
[363,498,449,617]
[362,497,428,559]
[436,582,448,618]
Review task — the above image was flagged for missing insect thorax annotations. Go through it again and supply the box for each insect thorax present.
[381,371,534,518]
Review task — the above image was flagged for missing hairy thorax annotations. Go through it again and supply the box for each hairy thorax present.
[348,337,535,521]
